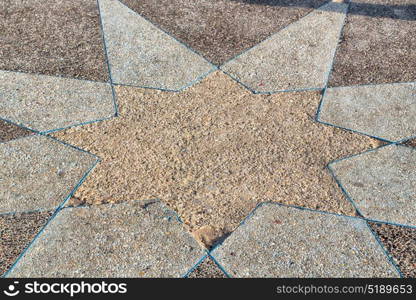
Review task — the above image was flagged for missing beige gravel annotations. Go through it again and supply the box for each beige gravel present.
[53,71,381,244]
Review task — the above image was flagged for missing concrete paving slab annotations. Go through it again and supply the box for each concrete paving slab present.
[0,71,114,132]
[187,257,227,278]
[319,82,416,142]
[0,210,52,276]
[330,145,416,227]
[98,0,214,90]
[329,0,416,87]
[221,1,347,93]
[211,203,400,277]
[369,222,416,278]
[120,0,328,65]
[0,0,108,81]
[7,201,205,277]
[0,120,32,143]
[0,135,97,214]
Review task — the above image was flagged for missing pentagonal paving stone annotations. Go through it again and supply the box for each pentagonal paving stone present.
[211,203,400,277]
[0,210,52,276]
[0,0,108,81]
[7,201,205,277]
[98,0,214,90]
[120,0,329,65]
[329,0,416,87]
[0,135,98,214]
[187,256,228,278]
[318,82,416,142]
[0,71,115,133]
[52,71,382,246]
[220,1,347,93]
[369,222,416,278]
[329,144,416,227]
[0,120,32,143]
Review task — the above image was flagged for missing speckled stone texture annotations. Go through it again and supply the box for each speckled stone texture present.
[329,0,416,87]
[53,71,380,245]
[221,1,347,92]
[319,82,416,141]
[0,71,115,132]
[0,0,108,81]
[0,135,97,214]
[369,222,416,278]
[8,201,205,277]
[330,145,416,227]
[120,0,328,65]
[211,204,400,277]
[0,210,52,276]
[98,0,214,90]
[0,120,32,143]
[187,257,227,278]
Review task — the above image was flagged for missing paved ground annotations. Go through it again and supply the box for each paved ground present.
[0,0,415,278]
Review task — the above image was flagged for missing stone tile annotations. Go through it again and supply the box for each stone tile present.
[8,201,205,277]
[53,71,380,246]
[98,0,214,90]
[404,139,416,148]
[211,203,400,277]
[330,145,416,227]
[0,0,108,81]
[329,0,416,87]
[187,257,228,278]
[221,1,347,93]
[0,71,115,133]
[120,0,328,65]
[0,120,32,143]
[0,210,52,276]
[0,135,97,214]
[369,222,416,278]
[319,82,416,142]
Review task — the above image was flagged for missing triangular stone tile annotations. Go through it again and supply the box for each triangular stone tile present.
[0,0,108,81]
[0,135,98,214]
[319,82,416,142]
[98,0,214,90]
[120,0,329,65]
[221,1,348,93]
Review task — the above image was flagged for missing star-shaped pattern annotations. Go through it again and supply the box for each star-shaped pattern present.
[53,72,381,239]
